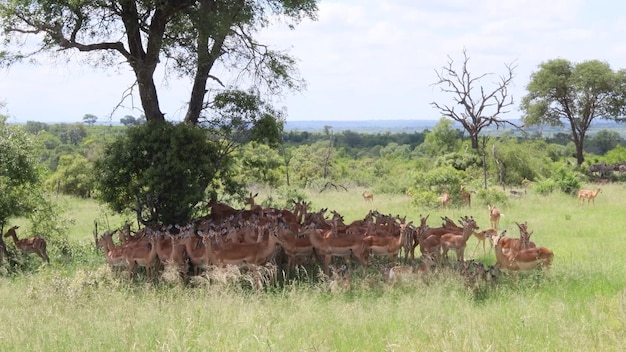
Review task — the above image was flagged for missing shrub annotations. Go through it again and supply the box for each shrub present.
[94,122,220,225]
[534,178,557,195]
[474,188,508,207]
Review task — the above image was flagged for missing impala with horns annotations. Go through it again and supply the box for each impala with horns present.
[490,231,553,276]
[202,227,282,267]
[440,216,479,263]
[363,221,408,264]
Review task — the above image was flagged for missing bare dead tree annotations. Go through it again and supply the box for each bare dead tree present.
[431,49,521,149]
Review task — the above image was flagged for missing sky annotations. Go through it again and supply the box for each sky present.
[1,0,626,124]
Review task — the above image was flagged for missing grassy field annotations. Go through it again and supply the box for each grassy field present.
[1,185,625,351]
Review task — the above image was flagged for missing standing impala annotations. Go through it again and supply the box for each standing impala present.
[3,226,49,263]
[488,205,501,230]
[96,230,127,270]
[577,188,601,205]
[491,231,553,278]
[440,216,479,263]
[305,226,369,276]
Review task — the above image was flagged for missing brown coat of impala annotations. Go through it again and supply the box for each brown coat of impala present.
[305,228,369,276]
[4,226,49,263]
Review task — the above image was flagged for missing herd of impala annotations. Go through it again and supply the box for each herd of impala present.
[2,190,560,285]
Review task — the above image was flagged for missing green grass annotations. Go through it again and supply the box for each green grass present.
[1,185,626,351]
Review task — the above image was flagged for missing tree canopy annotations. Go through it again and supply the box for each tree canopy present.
[0,0,318,124]
[520,59,626,165]
[0,114,42,227]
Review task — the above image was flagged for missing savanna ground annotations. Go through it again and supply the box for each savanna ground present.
[0,184,625,351]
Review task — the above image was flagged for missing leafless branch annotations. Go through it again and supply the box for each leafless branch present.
[430,49,522,148]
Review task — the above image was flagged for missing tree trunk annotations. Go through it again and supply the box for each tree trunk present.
[184,9,228,126]
[481,136,488,189]
[470,131,480,150]
[121,2,168,123]
[135,71,165,122]
[571,128,585,166]
[575,141,585,166]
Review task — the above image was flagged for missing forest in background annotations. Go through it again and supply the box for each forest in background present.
[16,117,626,213]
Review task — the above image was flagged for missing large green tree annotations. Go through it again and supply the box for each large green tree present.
[520,59,626,165]
[0,112,45,256]
[0,0,317,124]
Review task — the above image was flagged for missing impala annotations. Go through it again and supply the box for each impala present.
[439,193,451,208]
[124,233,159,280]
[440,216,479,263]
[203,229,282,267]
[363,222,407,264]
[276,224,316,277]
[362,191,374,202]
[207,201,238,222]
[4,225,49,263]
[488,205,501,230]
[179,228,211,275]
[165,232,189,277]
[416,215,440,264]
[491,231,553,276]
[577,188,601,205]
[305,227,369,276]
[460,185,471,208]
[118,222,137,244]
[471,228,497,256]
[96,230,127,269]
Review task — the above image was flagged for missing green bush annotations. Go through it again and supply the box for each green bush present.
[556,171,581,195]
[94,122,220,225]
[534,178,557,195]
[474,188,508,207]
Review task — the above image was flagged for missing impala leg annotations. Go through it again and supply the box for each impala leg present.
[323,255,332,276]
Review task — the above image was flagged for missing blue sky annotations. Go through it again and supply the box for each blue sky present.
[1,0,625,123]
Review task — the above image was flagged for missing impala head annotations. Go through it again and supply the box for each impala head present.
[419,214,429,227]
[491,230,508,247]
[4,225,19,237]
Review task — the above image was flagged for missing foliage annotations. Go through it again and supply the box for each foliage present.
[586,129,625,155]
[533,178,558,195]
[435,151,481,171]
[238,142,283,188]
[94,122,220,225]
[0,115,44,226]
[474,188,508,207]
[202,90,285,151]
[532,166,580,195]
[288,142,330,188]
[45,154,94,198]
[119,115,145,126]
[0,0,318,124]
[418,117,462,156]
[603,145,626,164]
[521,58,626,165]
[82,114,98,126]
[411,166,467,207]
[553,166,582,195]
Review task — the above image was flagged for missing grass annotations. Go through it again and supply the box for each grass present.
[1,185,626,351]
